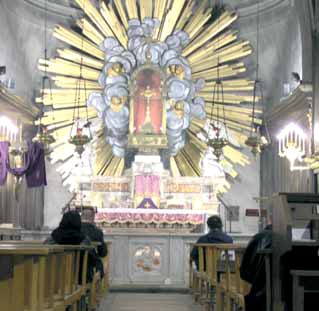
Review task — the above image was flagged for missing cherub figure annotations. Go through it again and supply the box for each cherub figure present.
[107,62,124,77]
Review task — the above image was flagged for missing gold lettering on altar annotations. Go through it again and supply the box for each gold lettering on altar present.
[92,182,129,192]
[166,183,201,193]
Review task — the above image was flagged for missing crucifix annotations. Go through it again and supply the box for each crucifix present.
[140,85,156,131]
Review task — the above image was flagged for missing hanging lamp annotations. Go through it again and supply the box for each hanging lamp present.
[68,16,92,156]
[204,2,229,161]
[245,0,265,156]
[33,0,55,154]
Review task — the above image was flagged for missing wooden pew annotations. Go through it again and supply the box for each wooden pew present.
[0,243,92,311]
[0,244,65,311]
[0,239,111,311]
[190,243,250,311]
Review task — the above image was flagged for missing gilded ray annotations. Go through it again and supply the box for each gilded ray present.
[175,0,196,31]
[202,92,260,105]
[126,0,139,19]
[140,0,153,19]
[113,0,129,29]
[53,26,104,59]
[154,0,168,38]
[76,18,104,45]
[190,41,252,70]
[38,58,100,80]
[159,0,186,41]
[187,30,239,63]
[57,49,104,70]
[183,11,238,56]
[74,0,115,39]
[192,62,246,80]
[201,79,256,92]
[100,2,128,47]
[52,76,101,89]
[183,0,212,39]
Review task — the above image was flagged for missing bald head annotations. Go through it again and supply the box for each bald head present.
[81,209,95,223]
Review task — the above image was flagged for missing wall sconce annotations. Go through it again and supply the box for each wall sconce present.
[277,123,309,171]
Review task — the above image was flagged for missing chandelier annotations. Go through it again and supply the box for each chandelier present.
[33,0,55,154]
[277,123,307,170]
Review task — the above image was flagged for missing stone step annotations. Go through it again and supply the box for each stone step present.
[99,293,202,311]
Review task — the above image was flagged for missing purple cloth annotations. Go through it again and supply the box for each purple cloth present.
[7,142,47,188]
[0,142,9,185]
[25,142,47,188]
[137,198,158,209]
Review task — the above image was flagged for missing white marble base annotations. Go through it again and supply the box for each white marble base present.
[22,230,251,288]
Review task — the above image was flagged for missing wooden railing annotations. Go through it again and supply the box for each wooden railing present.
[0,241,110,311]
[190,243,250,311]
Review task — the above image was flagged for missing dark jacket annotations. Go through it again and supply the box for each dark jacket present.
[240,225,272,311]
[81,222,106,279]
[81,222,107,257]
[190,229,233,270]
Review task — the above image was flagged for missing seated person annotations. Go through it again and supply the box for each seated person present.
[190,215,233,270]
[81,208,106,279]
[81,208,107,258]
[240,223,272,311]
[46,210,100,283]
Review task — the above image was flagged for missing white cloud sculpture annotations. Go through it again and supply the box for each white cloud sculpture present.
[88,18,206,157]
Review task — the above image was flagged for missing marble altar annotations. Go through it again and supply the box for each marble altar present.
[75,155,226,230]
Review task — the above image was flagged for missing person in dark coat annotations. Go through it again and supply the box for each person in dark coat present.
[81,208,107,279]
[240,224,272,311]
[81,208,107,258]
[190,215,233,269]
[46,210,99,283]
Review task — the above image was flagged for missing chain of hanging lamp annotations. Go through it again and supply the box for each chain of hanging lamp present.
[245,0,266,156]
[68,2,93,212]
[68,4,92,156]
[33,0,55,154]
[205,0,229,161]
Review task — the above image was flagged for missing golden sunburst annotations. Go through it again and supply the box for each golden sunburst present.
[36,0,262,192]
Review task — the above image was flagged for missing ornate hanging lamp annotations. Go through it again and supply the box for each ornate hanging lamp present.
[204,3,228,161]
[206,79,228,161]
[33,0,55,154]
[245,0,264,156]
[68,19,92,156]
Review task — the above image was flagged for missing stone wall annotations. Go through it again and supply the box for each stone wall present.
[0,0,78,229]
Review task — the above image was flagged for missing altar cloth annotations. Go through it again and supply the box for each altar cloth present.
[96,210,204,224]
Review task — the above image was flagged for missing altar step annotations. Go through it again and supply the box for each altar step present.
[99,293,202,311]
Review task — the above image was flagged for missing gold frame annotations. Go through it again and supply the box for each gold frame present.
[128,63,167,148]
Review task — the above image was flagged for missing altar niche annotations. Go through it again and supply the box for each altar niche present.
[128,65,168,149]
